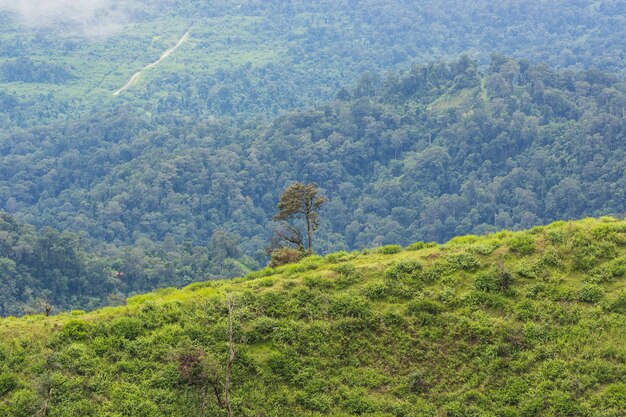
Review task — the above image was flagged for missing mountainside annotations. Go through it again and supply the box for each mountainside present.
[0,212,260,317]
[0,0,625,131]
[2,57,624,252]
[1,218,625,416]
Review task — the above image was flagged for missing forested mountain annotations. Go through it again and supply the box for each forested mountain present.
[0,0,625,131]
[0,212,259,317]
[0,1,625,314]
[1,218,625,416]
[2,57,624,255]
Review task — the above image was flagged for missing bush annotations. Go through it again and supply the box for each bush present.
[407,370,427,393]
[577,284,605,303]
[469,242,500,255]
[303,275,334,290]
[406,242,425,251]
[571,234,617,271]
[384,261,424,297]
[377,245,403,254]
[361,282,389,300]
[269,247,304,267]
[474,269,514,293]
[590,256,626,283]
[330,294,371,318]
[0,373,17,396]
[60,320,91,342]
[608,292,626,314]
[332,263,363,288]
[325,250,352,263]
[407,299,444,315]
[446,253,481,271]
[508,235,536,255]
[384,260,424,281]
[109,317,144,340]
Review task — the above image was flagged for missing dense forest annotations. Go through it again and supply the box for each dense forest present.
[2,57,625,244]
[0,55,624,314]
[0,218,625,415]
[0,0,625,131]
[0,212,258,317]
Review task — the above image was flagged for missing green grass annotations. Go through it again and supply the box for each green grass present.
[1,217,626,416]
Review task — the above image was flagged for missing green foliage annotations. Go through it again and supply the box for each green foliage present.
[0,217,625,416]
[577,284,605,304]
[269,248,305,268]
[508,235,536,255]
[0,373,17,396]
[446,253,481,272]
[474,268,514,293]
[376,245,403,255]
[332,263,363,289]
[406,242,425,251]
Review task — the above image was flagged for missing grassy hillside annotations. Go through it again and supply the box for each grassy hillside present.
[1,217,626,416]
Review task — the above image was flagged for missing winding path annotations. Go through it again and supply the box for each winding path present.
[113,28,191,96]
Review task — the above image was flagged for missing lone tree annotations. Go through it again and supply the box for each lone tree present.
[273,182,326,253]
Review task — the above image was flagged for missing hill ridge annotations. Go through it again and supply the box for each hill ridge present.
[1,217,625,416]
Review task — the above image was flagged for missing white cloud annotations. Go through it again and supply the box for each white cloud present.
[0,0,130,37]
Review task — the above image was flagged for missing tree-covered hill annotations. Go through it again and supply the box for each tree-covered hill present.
[1,57,624,257]
[0,212,258,317]
[1,217,625,416]
[0,0,625,130]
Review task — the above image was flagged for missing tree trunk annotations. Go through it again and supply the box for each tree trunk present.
[305,203,313,253]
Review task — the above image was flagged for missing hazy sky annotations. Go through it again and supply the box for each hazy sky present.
[0,0,130,37]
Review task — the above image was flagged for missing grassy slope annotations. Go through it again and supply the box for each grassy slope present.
[1,218,626,416]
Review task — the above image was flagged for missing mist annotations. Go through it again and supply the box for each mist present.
[0,0,130,37]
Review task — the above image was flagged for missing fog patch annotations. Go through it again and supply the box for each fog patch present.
[0,0,131,38]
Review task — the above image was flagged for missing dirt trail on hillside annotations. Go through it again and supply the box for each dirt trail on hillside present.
[113,29,191,96]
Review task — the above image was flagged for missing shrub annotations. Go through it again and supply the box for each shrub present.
[377,245,403,254]
[546,230,567,245]
[514,260,541,279]
[303,275,334,290]
[361,282,390,300]
[330,294,371,318]
[508,235,536,255]
[590,256,626,283]
[60,320,91,342]
[608,292,626,314]
[384,260,424,297]
[474,269,514,293]
[406,242,425,251]
[245,267,276,280]
[540,248,562,267]
[269,247,304,267]
[325,250,352,263]
[384,260,424,281]
[407,370,427,393]
[333,263,363,288]
[446,253,481,271]
[577,284,605,303]
[571,234,617,271]
[110,317,144,340]
[407,299,444,315]
[469,242,500,256]
[0,373,17,396]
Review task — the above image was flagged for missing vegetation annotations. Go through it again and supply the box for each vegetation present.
[0,218,625,416]
[1,0,625,131]
[272,182,326,253]
[0,212,258,316]
[0,54,623,311]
